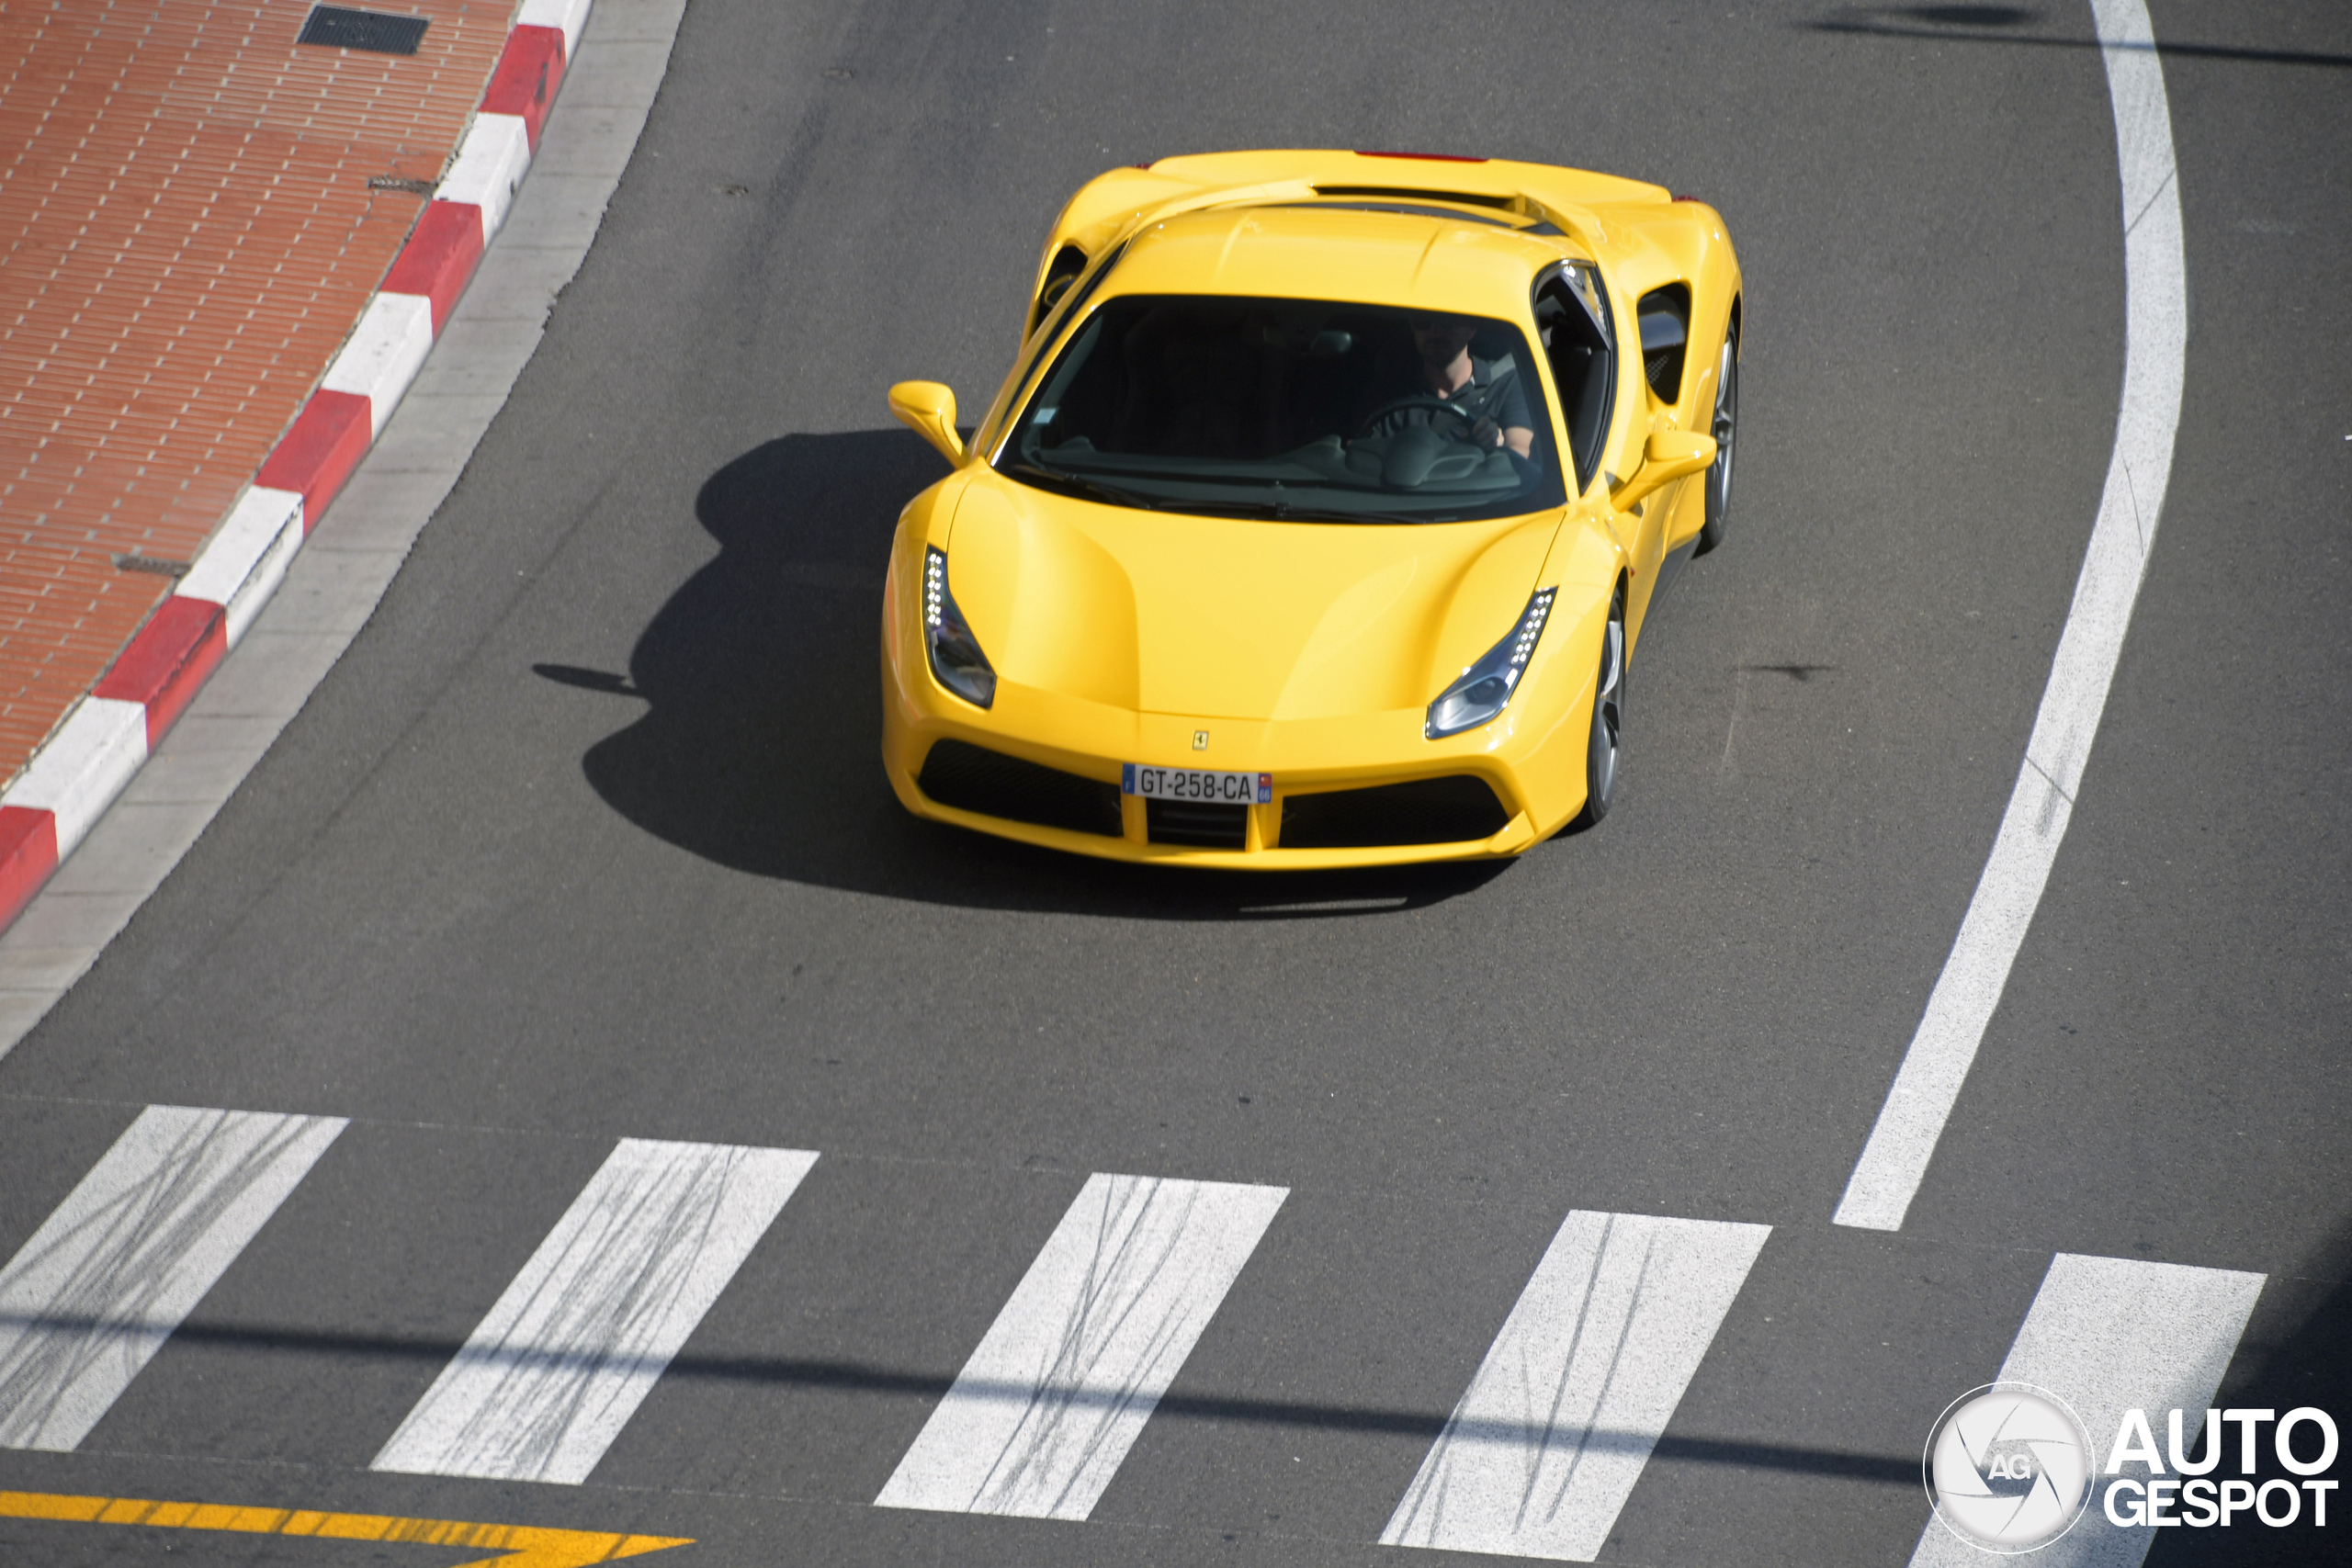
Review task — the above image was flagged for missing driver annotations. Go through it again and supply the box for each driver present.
[1378,313,1537,458]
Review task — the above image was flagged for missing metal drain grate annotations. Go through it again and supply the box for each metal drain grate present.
[298,6,429,55]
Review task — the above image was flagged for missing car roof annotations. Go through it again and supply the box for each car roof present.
[1098,202,1576,317]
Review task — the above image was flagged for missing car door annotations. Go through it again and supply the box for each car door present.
[1606,280,1703,645]
[1568,264,1669,642]
[1537,260,1665,633]
[1634,282,1708,556]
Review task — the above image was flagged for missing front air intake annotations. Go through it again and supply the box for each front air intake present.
[1279,775,1509,849]
[917,740,1124,837]
[1146,798,1248,849]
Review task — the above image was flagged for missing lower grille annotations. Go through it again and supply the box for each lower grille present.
[1279,775,1509,849]
[917,740,1124,837]
[1146,797,1249,849]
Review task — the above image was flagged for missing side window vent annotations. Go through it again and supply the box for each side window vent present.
[1637,283,1691,403]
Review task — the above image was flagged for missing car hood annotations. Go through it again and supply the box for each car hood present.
[943,475,1561,721]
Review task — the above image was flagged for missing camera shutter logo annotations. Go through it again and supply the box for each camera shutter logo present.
[1925,1383,2095,1552]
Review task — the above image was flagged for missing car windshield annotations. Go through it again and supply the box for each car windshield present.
[996,294,1566,524]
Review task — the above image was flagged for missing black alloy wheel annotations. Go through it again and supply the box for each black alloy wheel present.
[1574,589,1627,829]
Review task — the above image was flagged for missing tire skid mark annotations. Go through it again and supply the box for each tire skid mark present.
[0,1106,346,1451]
[1382,1211,1768,1562]
[371,1139,815,1485]
[876,1172,1285,1520]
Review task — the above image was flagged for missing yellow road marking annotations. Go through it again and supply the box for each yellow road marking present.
[0,1491,692,1566]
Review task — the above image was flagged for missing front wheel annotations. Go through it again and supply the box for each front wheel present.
[1694,330,1737,555]
[1572,590,1626,829]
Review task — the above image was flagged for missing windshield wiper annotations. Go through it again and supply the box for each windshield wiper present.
[1170,497,1392,525]
[1011,466,1396,524]
[1004,464,1159,511]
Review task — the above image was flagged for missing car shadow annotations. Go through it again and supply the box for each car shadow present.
[566,429,1510,919]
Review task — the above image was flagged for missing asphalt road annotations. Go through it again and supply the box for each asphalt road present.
[3,3,2347,1565]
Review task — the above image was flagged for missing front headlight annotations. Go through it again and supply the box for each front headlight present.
[1425,587,1555,739]
[923,546,998,708]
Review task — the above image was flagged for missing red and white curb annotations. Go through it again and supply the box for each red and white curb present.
[0,0,593,932]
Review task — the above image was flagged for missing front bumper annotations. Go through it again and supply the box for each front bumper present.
[882,632,1599,871]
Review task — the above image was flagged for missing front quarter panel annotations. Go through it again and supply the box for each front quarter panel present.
[1500,514,1623,830]
[1423,514,1565,699]
[1513,571,1613,830]
[946,482,1142,711]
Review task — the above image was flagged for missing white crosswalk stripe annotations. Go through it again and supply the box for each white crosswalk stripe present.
[875,1171,1287,1520]
[1381,1210,1771,1562]
[371,1137,816,1484]
[2,1100,2285,1564]
[0,1105,346,1451]
[1908,1253,2265,1568]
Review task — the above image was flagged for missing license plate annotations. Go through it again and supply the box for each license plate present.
[1122,764,1272,804]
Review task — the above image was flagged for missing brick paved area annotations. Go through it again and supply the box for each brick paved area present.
[0,0,515,784]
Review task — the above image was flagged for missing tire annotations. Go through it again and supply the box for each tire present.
[1573,589,1626,829]
[1693,329,1738,555]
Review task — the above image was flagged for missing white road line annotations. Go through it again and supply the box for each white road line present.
[0,1105,346,1450]
[1836,0,2188,1232]
[874,1172,1287,1520]
[371,1138,815,1485]
[1910,1254,2264,1567]
[1381,1211,1771,1562]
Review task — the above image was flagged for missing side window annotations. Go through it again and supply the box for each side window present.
[981,242,1131,457]
[1533,262,1615,491]
[1028,244,1088,339]
[1030,242,1125,355]
[1636,283,1691,405]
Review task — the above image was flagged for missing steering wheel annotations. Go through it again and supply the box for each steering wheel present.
[1354,394,1483,439]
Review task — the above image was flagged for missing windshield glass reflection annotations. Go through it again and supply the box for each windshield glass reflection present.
[999,294,1566,524]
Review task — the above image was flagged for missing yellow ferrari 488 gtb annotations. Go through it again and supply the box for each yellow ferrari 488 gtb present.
[880,149,1740,867]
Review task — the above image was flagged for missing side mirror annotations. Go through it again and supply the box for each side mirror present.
[888,381,966,465]
[1608,430,1716,513]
